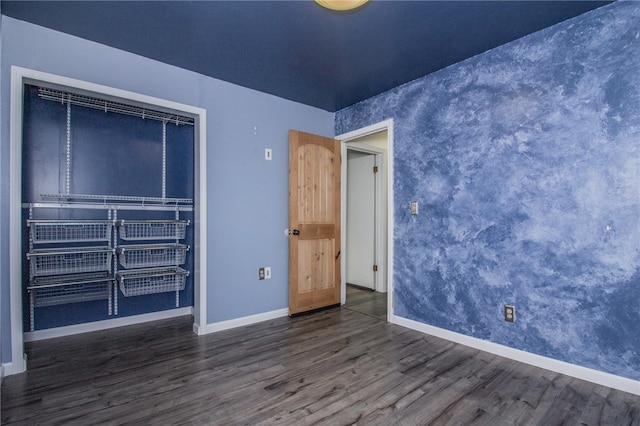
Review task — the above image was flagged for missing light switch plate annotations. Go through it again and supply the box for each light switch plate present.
[265,148,272,160]
[410,201,419,215]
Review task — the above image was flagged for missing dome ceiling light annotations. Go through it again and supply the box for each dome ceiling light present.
[315,0,369,11]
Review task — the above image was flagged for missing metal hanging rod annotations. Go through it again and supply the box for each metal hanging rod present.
[38,87,194,126]
[23,202,193,212]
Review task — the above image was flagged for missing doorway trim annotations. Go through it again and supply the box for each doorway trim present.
[7,66,208,375]
[337,119,394,322]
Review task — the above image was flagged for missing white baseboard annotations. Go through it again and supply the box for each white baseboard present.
[24,307,194,342]
[192,319,206,335]
[2,361,15,378]
[392,315,640,396]
[202,308,289,334]
[1,351,28,377]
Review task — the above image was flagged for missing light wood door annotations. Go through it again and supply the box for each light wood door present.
[288,130,341,316]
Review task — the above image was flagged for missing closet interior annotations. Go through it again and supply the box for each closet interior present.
[21,84,195,333]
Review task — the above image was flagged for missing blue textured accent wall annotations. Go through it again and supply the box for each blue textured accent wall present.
[336,2,639,380]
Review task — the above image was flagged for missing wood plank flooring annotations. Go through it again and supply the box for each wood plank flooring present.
[2,307,639,425]
[344,284,387,320]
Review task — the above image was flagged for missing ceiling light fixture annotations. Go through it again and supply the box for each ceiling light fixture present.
[315,0,368,11]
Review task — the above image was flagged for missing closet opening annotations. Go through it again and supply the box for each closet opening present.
[8,67,207,375]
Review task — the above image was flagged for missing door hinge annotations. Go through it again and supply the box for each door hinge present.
[373,166,378,173]
[373,265,378,272]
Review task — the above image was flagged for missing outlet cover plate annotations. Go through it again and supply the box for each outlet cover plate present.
[504,304,515,322]
[410,201,419,215]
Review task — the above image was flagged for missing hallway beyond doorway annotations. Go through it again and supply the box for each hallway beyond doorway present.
[344,284,387,320]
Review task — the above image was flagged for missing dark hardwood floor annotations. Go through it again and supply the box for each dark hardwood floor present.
[2,306,639,425]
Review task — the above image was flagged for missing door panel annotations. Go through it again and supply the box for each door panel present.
[296,144,335,223]
[289,130,341,315]
[298,239,335,292]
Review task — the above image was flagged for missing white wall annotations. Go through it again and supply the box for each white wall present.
[346,150,376,289]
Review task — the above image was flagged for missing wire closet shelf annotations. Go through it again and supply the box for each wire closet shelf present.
[118,220,190,240]
[28,272,114,307]
[117,244,189,269]
[27,246,114,277]
[27,219,114,244]
[38,87,194,126]
[117,267,189,297]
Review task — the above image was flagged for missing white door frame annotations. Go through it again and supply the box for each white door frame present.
[7,66,208,375]
[337,119,394,322]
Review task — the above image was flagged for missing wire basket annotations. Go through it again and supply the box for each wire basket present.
[117,244,188,269]
[118,220,189,241]
[28,272,113,307]
[117,266,188,297]
[27,247,114,277]
[28,220,114,244]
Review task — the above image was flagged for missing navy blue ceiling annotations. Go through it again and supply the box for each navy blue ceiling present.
[1,1,611,112]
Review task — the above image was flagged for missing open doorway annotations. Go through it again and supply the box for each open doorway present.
[7,67,208,376]
[345,147,386,320]
[338,120,393,322]
[346,149,377,291]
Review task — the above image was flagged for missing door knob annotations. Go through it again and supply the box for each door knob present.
[291,229,300,236]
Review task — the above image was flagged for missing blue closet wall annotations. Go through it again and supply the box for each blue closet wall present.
[21,84,195,330]
[336,2,639,380]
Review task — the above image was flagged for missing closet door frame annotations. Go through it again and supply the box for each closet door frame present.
[8,66,208,375]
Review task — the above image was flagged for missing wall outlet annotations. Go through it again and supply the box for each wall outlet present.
[259,267,271,280]
[504,304,515,322]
